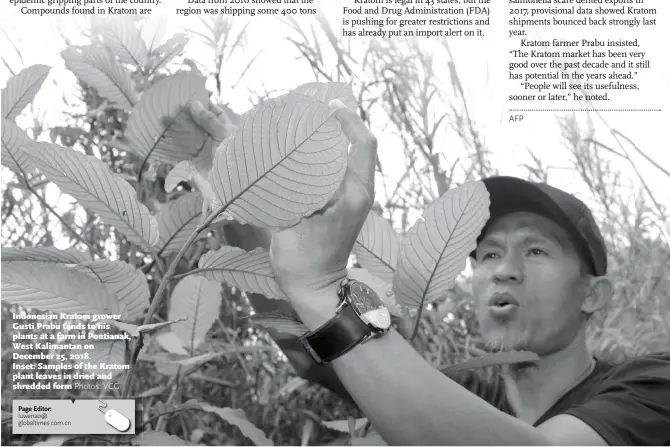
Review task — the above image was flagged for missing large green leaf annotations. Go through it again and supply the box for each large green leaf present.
[61,46,138,109]
[155,332,189,356]
[198,246,286,300]
[164,161,229,224]
[156,192,203,255]
[83,340,127,376]
[164,160,198,193]
[125,72,209,164]
[393,181,490,308]
[23,142,160,250]
[209,92,349,229]
[353,211,400,283]
[293,81,357,111]
[1,247,91,264]
[96,17,148,71]
[139,15,167,55]
[1,262,119,314]
[169,276,222,351]
[199,402,273,446]
[1,64,51,121]
[321,418,369,433]
[1,119,34,175]
[146,33,189,76]
[71,260,149,321]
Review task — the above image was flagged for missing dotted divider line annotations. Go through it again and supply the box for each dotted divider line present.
[509,109,662,112]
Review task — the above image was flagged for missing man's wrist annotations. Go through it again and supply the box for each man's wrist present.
[286,282,342,331]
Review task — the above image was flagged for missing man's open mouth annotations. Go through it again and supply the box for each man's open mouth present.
[488,293,520,309]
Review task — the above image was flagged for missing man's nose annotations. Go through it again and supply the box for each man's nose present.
[493,254,525,284]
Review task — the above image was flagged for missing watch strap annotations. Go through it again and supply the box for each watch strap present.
[301,303,372,364]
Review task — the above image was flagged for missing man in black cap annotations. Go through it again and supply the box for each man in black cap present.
[192,99,670,445]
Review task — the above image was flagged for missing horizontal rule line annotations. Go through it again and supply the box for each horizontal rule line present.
[508,109,662,112]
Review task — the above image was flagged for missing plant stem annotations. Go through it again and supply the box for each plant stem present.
[156,366,182,432]
[170,268,206,280]
[122,204,229,398]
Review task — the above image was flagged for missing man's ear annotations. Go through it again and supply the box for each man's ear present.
[582,276,613,314]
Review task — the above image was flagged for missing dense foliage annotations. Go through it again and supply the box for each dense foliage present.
[2,15,668,446]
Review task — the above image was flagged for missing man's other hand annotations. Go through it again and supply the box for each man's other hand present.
[189,100,234,157]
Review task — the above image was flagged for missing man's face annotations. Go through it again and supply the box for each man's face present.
[471,211,588,355]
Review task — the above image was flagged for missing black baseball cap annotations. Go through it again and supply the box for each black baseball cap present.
[471,176,607,276]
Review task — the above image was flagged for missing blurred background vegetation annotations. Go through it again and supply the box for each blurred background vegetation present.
[1,14,669,446]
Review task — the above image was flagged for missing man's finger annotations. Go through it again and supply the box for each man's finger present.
[208,102,226,119]
[209,101,238,136]
[190,100,226,140]
[329,99,377,191]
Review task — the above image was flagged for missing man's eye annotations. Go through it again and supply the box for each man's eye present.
[482,252,499,260]
[528,248,546,256]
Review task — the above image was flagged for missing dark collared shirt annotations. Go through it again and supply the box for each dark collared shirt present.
[445,352,670,445]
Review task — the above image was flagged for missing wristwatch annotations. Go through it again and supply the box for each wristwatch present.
[300,278,392,364]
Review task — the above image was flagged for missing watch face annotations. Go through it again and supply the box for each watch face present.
[349,281,391,330]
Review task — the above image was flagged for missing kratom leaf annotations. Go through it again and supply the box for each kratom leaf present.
[61,46,138,109]
[156,192,203,255]
[139,15,167,55]
[23,142,160,250]
[347,268,404,317]
[199,402,273,446]
[1,247,91,265]
[165,160,196,192]
[209,92,348,230]
[106,320,140,337]
[393,181,490,309]
[153,359,181,377]
[154,352,224,377]
[322,418,369,433]
[147,33,189,76]
[132,430,192,446]
[169,276,222,351]
[173,351,227,366]
[71,260,149,321]
[198,246,286,300]
[97,17,148,70]
[84,340,126,375]
[1,262,119,314]
[353,211,400,283]
[293,81,357,111]
[164,161,227,225]
[155,332,189,356]
[275,377,307,398]
[137,317,186,334]
[1,64,51,121]
[250,311,308,337]
[137,385,168,398]
[1,119,34,175]
[125,72,209,164]
[440,350,540,374]
[151,399,201,415]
